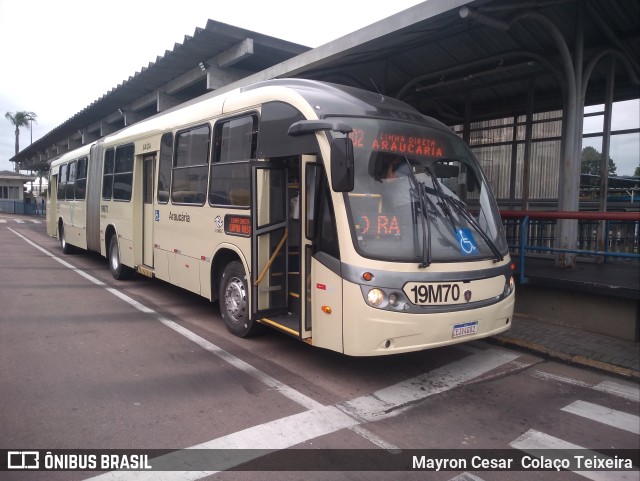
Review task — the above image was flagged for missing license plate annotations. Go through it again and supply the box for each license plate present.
[403,281,464,305]
[452,321,478,338]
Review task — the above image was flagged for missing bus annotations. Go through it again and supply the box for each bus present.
[47,79,515,356]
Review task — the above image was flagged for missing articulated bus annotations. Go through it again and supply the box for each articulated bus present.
[47,79,515,356]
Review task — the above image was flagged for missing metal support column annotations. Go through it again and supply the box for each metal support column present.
[509,114,518,203]
[596,57,616,261]
[522,77,535,211]
[461,92,472,202]
[555,3,582,268]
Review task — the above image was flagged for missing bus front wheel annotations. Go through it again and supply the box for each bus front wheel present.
[108,235,133,280]
[219,261,258,337]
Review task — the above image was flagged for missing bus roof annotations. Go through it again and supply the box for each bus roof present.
[51,79,455,168]
[242,79,451,132]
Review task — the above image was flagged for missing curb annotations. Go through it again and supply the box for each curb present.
[489,335,640,382]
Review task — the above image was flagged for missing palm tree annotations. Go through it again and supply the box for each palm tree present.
[5,111,37,172]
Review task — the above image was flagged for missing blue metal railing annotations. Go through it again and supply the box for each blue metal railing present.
[501,211,640,284]
[0,200,45,216]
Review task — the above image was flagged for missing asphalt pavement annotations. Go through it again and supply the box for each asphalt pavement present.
[2,212,639,382]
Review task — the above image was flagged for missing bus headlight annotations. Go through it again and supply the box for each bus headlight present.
[367,288,385,307]
[503,276,515,297]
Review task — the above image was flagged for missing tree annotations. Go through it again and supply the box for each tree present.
[5,111,37,172]
[581,146,616,176]
[634,165,640,177]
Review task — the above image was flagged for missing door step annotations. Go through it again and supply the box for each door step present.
[258,313,300,337]
[136,265,155,278]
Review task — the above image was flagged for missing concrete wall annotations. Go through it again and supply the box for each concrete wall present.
[515,284,639,342]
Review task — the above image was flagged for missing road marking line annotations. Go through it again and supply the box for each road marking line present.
[0,219,6,223]
[83,348,517,480]
[531,370,592,388]
[11,228,385,449]
[349,425,401,452]
[532,371,640,403]
[339,348,519,422]
[449,473,486,481]
[561,400,640,434]
[9,228,101,278]
[510,429,635,481]
[151,316,394,450]
[593,380,640,403]
[158,316,322,411]
[9,227,322,411]
[85,405,360,480]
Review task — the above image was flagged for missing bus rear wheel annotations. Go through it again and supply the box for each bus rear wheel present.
[59,223,74,254]
[219,261,259,337]
[108,235,134,280]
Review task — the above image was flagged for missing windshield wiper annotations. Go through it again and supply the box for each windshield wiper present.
[404,157,431,268]
[425,167,503,262]
[425,166,457,232]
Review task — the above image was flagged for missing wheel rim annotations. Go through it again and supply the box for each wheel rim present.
[224,277,246,324]
[60,227,66,249]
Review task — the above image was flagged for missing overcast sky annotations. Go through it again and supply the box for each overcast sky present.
[0,0,427,172]
[1,0,638,175]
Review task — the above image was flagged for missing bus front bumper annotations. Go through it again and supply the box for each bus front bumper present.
[341,280,515,356]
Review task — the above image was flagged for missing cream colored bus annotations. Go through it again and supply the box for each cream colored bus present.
[47,79,515,356]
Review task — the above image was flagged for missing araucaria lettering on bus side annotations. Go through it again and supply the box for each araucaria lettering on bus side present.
[169,211,190,223]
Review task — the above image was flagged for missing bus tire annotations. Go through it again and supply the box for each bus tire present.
[108,235,133,280]
[219,261,258,337]
[59,223,74,254]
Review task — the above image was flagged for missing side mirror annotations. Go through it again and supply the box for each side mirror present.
[287,119,354,192]
[330,137,354,192]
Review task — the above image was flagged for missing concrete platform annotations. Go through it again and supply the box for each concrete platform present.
[491,314,640,381]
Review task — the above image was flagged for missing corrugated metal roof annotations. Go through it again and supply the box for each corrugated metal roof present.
[299,0,639,124]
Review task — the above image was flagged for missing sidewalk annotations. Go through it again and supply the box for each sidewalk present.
[490,314,640,381]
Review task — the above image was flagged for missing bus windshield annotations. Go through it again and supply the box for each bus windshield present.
[338,117,508,264]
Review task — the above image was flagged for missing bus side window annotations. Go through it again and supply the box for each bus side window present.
[58,163,68,201]
[305,163,319,239]
[306,163,339,259]
[172,125,210,205]
[113,144,134,201]
[317,183,340,259]
[157,132,173,204]
[75,157,87,200]
[102,149,114,200]
[209,115,257,207]
[66,160,77,200]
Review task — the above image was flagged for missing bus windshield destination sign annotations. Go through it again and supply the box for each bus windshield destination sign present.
[350,128,444,157]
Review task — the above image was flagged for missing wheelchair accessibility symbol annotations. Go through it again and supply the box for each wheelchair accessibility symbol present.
[455,228,478,256]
